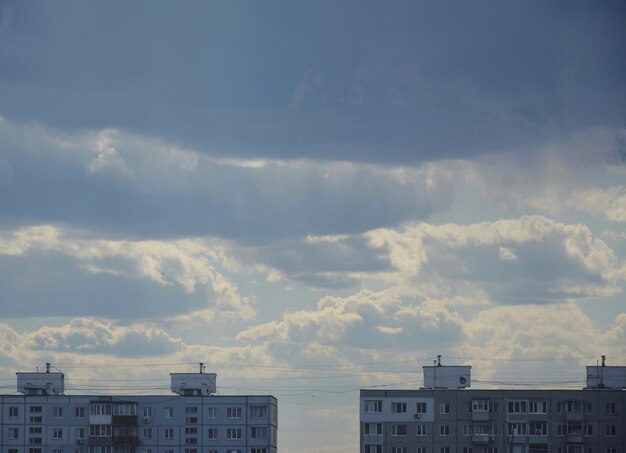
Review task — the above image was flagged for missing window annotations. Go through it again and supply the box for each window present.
[165,450,174,453]
[364,423,382,435]
[391,424,407,436]
[250,405,268,418]
[463,448,473,453]
[185,416,198,424]
[75,407,85,418]
[53,428,63,439]
[416,424,427,436]
[489,401,499,413]
[9,406,19,417]
[164,428,174,440]
[463,424,471,436]
[567,447,583,453]
[89,425,112,437]
[226,428,242,440]
[9,427,19,439]
[488,448,498,453]
[391,448,407,453]
[29,449,42,453]
[557,424,566,436]
[251,449,267,453]
[185,406,198,414]
[439,425,450,436]
[113,404,136,416]
[207,407,217,418]
[365,446,382,453]
[143,427,152,438]
[507,423,527,435]
[566,401,583,413]
[142,450,152,453]
[416,402,427,413]
[9,449,19,453]
[143,407,152,417]
[568,422,583,435]
[251,427,267,439]
[606,402,616,414]
[417,449,427,453]
[529,422,547,436]
[606,449,616,453]
[53,407,63,418]
[529,401,548,414]
[584,424,593,436]
[29,427,42,434]
[207,428,217,439]
[472,400,488,412]
[491,424,499,436]
[439,402,450,414]
[507,400,527,413]
[75,428,85,439]
[364,400,382,413]
[90,404,111,416]
[225,450,241,453]
[440,448,450,453]
[207,450,217,453]
[227,407,242,419]
[184,427,198,435]
[606,425,616,437]
[53,450,62,453]
[164,407,174,418]
[30,406,42,413]
[391,402,407,413]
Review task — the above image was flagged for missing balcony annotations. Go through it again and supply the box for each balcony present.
[363,434,383,444]
[88,437,113,446]
[567,434,584,443]
[472,411,489,422]
[508,435,527,444]
[112,415,137,425]
[112,436,139,445]
[472,433,492,444]
[507,413,527,422]
[565,412,583,421]
[528,435,549,444]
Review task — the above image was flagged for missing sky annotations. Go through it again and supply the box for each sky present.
[1,1,626,451]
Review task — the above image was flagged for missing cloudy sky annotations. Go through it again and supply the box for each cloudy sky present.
[1,1,626,451]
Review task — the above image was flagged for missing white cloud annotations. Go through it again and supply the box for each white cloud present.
[0,225,254,320]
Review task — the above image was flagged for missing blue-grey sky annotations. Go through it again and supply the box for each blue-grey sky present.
[1,2,625,452]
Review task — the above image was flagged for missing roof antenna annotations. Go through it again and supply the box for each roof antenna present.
[199,362,204,374]
[46,363,51,374]
[437,355,442,367]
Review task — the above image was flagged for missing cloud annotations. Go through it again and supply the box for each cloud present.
[0,225,253,320]
[23,318,183,356]
[0,119,457,241]
[0,2,624,164]
[237,288,465,349]
[366,216,625,303]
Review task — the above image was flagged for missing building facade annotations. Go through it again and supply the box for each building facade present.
[1,368,277,453]
[360,362,626,453]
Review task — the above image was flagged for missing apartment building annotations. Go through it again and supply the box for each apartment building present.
[0,366,277,453]
[360,358,626,453]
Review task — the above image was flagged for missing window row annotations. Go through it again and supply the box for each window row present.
[138,427,268,440]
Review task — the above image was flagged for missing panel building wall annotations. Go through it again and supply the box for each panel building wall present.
[1,377,277,453]
[360,389,625,453]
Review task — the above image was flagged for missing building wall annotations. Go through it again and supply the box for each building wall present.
[0,395,277,453]
[360,389,625,453]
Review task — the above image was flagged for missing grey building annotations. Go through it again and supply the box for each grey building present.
[360,359,626,453]
[1,366,277,453]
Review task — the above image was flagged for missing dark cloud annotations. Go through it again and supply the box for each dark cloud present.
[0,1,623,164]
[0,124,453,241]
